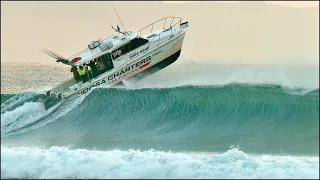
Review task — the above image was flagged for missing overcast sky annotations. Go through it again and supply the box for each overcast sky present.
[1,1,319,65]
[163,1,319,7]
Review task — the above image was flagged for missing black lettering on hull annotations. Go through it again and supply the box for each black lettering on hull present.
[79,56,152,94]
[77,79,108,94]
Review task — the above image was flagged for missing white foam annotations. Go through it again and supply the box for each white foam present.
[1,95,85,137]
[1,93,36,113]
[1,147,318,179]
[1,102,51,134]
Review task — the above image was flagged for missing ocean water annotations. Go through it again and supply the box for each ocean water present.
[1,62,319,179]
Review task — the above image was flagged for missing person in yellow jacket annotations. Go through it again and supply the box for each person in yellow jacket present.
[77,65,87,82]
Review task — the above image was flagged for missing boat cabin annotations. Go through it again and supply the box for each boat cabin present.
[68,31,150,83]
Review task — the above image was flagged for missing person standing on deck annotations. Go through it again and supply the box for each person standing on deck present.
[88,60,99,77]
[106,58,114,70]
[70,66,80,82]
[77,65,87,83]
[86,65,92,80]
[97,59,106,73]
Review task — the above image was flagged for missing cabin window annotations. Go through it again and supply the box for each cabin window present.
[111,38,149,60]
[112,44,130,59]
[112,48,122,59]
[101,53,114,70]
[129,38,149,51]
[105,53,112,62]
[94,53,114,73]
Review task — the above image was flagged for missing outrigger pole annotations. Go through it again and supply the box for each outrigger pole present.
[41,49,71,65]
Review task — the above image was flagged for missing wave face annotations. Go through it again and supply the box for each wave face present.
[1,94,15,104]
[1,84,319,156]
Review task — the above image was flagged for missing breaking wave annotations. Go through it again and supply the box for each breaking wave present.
[1,84,319,156]
[1,62,319,179]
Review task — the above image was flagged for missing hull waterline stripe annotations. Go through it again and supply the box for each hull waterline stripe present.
[139,62,151,69]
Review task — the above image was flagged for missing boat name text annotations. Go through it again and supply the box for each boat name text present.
[108,56,151,81]
[129,47,149,59]
[77,56,152,94]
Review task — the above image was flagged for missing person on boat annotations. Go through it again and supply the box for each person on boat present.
[106,58,114,70]
[97,58,106,73]
[70,66,80,82]
[86,65,93,80]
[88,60,99,77]
[83,65,90,82]
[77,65,87,83]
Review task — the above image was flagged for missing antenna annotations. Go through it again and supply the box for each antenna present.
[112,4,127,33]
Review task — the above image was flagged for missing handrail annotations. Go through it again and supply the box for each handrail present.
[137,16,183,37]
[139,16,184,50]
[163,18,167,29]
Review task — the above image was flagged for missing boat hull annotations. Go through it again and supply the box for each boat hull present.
[127,49,181,82]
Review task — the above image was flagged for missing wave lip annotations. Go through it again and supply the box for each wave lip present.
[1,147,319,179]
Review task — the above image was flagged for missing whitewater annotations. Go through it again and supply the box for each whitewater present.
[1,62,319,179]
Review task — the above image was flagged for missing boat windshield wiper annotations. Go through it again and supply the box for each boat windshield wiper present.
[41,49,71,65]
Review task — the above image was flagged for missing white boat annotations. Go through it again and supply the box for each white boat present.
[41,16,189,110]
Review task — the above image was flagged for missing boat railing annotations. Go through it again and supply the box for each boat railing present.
[137,16,184,49]
[137,16,182,36]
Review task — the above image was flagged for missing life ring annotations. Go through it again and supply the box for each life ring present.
[71,57,81,63]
